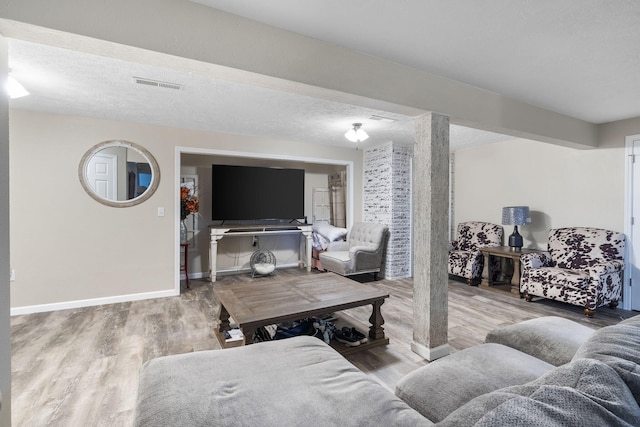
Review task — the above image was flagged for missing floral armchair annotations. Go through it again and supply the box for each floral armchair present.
[448,222,503,285]
[520,227,625,317]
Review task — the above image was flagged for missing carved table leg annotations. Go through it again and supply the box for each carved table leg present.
[368,299,386,340]
[511,257,522,295]
[242,326,257,345]
[480,252,491,286]
[218,305,230,333]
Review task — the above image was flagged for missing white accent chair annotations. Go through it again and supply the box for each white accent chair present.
[319,222,388,280]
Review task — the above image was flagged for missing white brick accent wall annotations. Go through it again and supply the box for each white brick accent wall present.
[364,142,413,279]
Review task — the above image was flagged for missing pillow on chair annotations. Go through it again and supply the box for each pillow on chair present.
[313,223,348,242]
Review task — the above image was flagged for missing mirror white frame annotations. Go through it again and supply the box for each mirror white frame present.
[79,140,160,208]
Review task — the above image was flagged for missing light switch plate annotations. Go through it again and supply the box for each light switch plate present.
[158,207,165,217]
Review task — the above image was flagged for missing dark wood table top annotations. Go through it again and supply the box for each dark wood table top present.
[213,273,389,329]
[479,246,543,257]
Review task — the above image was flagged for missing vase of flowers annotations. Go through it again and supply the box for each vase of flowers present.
[180,185,199,243]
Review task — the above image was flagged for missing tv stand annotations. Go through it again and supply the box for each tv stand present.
[208,224,313,282]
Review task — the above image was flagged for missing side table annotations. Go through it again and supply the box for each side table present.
[479,246,542,296]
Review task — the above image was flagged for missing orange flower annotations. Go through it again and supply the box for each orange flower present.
[180,185,199,220]
[180,186,191,199]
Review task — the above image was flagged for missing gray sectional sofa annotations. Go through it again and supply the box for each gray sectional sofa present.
[135,315,640,426]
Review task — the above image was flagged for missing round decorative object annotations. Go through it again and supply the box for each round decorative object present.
[78,140,160,208]
[250,250,276,278]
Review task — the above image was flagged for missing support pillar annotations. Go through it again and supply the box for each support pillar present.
[411,112,451,361]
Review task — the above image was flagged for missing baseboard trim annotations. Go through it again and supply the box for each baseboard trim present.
[215,263,300,277]
[10,289,178,316]
[411,341,451,361]
[13,265,301,315]
[182,271,207,280]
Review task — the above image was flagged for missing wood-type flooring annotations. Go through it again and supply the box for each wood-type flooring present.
[10,268,635,426]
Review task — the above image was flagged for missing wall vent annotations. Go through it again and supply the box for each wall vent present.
[369,114,397,123]
[132,77,183,90]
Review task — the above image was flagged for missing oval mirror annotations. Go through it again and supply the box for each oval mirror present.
[79,140,160,207]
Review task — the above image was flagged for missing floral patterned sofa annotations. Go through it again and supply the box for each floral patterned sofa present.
[521,227,625,317]
[448,222,503,285]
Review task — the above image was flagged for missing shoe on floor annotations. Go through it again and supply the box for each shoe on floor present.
[350,327,368,344]
[334,328,360,347]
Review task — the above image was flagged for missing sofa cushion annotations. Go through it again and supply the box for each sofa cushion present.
[548,227,625,270]
[485,316,595,366]
[348,222,387,248]
[573,314,640,405]
[135,336,432,427]
[439,358,640,427]
[454,222,503,252]
[318,251,351,275]
[395,343,553,423]
[523,267,590,291]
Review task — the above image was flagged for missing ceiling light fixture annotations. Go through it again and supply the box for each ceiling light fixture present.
[7,75,29,99]
[345,123,369,148]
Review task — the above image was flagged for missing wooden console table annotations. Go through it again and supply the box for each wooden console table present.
[209,224,313,282]
[480,246,542,296]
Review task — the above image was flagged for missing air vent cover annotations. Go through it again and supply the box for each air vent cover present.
[132,77,183,90]
[369,114,397,123]
[369,114,398,123]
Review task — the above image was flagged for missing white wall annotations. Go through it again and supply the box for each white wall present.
[9,110,362,311]
[454,138,624,249]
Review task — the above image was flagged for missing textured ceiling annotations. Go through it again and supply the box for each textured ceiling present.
[8,38,510,150]
[9,1,640,152]
[196,0,640,124]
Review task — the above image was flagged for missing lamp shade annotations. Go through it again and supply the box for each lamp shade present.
[502,206,529,226]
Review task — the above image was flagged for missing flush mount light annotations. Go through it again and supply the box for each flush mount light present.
[345,123,369,143]
[7,75,29,99]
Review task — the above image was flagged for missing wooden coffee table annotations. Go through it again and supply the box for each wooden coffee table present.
[213,273,389,354]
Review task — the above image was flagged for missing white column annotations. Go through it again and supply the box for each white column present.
[411,112,451,361]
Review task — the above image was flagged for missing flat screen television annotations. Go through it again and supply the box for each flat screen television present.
[212,164,305,222]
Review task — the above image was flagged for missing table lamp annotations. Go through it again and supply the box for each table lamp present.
[502,206,529,250]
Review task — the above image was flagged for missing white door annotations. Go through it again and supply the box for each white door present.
[87,152,117,200]
[312,188,331,224]
[627,135,640,310]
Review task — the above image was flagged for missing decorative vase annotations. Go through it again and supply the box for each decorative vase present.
[180,219,188,243]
